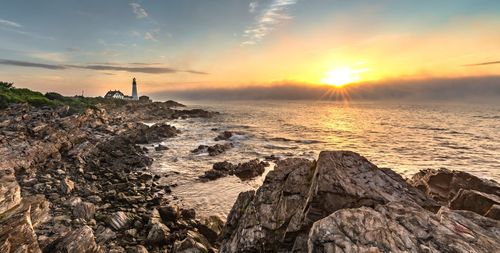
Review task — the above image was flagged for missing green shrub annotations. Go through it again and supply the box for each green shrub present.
[0,81,14,89]
[0,94,9,109]
[45,92,65,101]
[27,97,56,107]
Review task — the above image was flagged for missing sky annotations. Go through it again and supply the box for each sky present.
[0,0,499,100]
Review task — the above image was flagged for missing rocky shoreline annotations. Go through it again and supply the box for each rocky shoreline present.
[1,102,499,253]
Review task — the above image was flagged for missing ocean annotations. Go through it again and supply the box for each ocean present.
[150,100,500,218]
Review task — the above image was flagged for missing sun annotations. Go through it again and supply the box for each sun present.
[320,68,361,87]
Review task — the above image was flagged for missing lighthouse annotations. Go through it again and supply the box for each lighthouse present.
[132,77,139,100]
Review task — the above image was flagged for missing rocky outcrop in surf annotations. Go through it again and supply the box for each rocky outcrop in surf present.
[219,151,500,252]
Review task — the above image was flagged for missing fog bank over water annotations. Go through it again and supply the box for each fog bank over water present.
[152,76,500,102]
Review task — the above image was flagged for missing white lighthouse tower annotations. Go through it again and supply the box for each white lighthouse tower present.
[132,77,138,100]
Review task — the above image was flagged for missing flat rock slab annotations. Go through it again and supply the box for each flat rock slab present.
[409,168,500,203]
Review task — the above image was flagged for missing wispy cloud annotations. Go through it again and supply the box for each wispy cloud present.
[144,30,160,42]
[0,59,66,70]
[0,18,54,40]
[0,18,22,28]
[464,61,500,67]
[130,3,148,19]
[249,2,259,13]
[242,0,297,45]
[0,58,208,75]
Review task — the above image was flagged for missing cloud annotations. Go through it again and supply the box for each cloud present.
[0,18,22,28]
[464,61,500,66]
[0,59,66,70]
[242,0,297,45]
[249,2,259,13]
[25,51,68,62]
[144,30,160,42]
[151,76,500,101]
[130,3,148,19]
[0,58,207,75]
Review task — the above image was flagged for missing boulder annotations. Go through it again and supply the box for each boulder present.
[52,225,101,253]
[308,201,500,253]
[409,168,500,203]
[173,230,212,253]
[449,189,500,219]
[73,202,96,221]
[198,215,225,245]
[233,159,268,180]
[214,131,233,141]
[220,151,438,252]
[158,204,180,223]
[146,223,170,245]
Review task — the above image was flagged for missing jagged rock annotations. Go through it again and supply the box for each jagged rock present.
[52,225,101,253]
[73,202,96,221]
[409,168,500,203]
[146,223,170,245]
[214,131,233,141]
[173,230,212,253]
[200,160,268,181]
[0,196,49,253]
[220,151,437,252]
[198,215,224,245]
[233,159,268,180]
[308,201,500,253]
[181,208,196,220]
[485,204,500,220]
[61,177,75,194]
[128,245,149,253]
[107,211,132,230]
[0,168,21,214]
[192,143,233,156]
[95,226,116,244]
[450,189,500,219]
[154,144,168,151]
[158,204,180,223]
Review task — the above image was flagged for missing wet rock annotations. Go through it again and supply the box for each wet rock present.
[220,151,437,252]
[214,131,233,141]
[0,168,21,214]
[73,202,96,221]
[192,143,233,156]
[449,189,500,219]
[308,201,500,253]
[52,225,101,253]
[107,211,132,230]
[146,223,170,245]
[233,159,269,180]
[208,143,233,156]
[409,168,500,203]
[200,160,268,181]
[154,144,168,151]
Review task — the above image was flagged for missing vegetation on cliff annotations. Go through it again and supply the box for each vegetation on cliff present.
[0,81,129,111]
